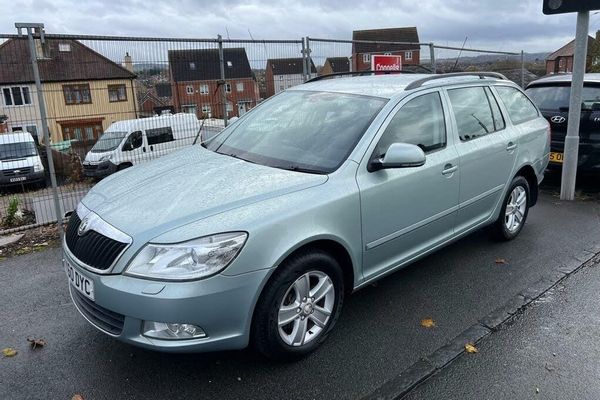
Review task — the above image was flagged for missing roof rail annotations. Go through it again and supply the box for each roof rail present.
[404,72,508,90]
[306,69,418,83]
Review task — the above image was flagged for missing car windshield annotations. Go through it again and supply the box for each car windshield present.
[91,131,128,153]
[0,141,38,160]
[526,85,600,111]
[206,90,387,173]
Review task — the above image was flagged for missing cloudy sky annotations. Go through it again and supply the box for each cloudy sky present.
[2,0,596,54]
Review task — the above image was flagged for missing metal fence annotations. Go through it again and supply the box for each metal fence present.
[0,23,529,235]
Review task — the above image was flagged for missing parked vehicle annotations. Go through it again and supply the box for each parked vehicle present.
[0,131,46,188]
[526,73,600,172]
[63,72,549,360]
[82,113,201,178]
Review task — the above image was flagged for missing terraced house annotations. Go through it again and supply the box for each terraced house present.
[0,36,137,148]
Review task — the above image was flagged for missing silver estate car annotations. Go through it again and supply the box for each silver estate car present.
[63,72,550,360]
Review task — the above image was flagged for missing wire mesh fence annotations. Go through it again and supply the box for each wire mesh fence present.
[0,24,529,235]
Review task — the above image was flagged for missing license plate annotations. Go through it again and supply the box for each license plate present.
[9,176,26,183]
[64,259,95,301]
[549,152,564,164]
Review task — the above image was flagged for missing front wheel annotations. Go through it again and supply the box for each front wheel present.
[492,176,530,241]
[252,250,344,360]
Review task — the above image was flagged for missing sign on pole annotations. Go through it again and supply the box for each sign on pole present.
[371,55,402,73]
[542,1,600,200]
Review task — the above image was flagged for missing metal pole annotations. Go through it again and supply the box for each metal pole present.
[16,23,64,238]
[429,43,436,73]
[305,37,312,80]
[520,50,525,88]
[301,38,308,82]
[218,35,228,127]
[561,11,589,200]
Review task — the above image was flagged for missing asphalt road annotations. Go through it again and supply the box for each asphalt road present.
[1,191,599,400]
[405,253,600,400]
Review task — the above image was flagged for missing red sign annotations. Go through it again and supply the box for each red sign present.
[371,55,402,72]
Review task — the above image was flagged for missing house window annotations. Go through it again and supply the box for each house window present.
[405,51,413,61]
[363,53,371,63]
[227,61,233,67]
[146,126,175,145]
[236,82,244,92]
[225,83,232,93]
[189,62,196,70]
[181,104,197,115]
[201,105,212,116]
[59,43,71,52]
[186,85,194,95]
[63,84,92,105]
[2,86,31,106]
[108,84,127,102]
[226,102,233,112]
[199,84,209,95]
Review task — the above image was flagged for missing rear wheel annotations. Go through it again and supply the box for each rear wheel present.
[252,249,344,360]
[493,176,530,241]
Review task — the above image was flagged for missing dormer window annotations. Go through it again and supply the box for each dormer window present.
[189,62,196,70]
[59,43,71,52]
[227,61,233,67]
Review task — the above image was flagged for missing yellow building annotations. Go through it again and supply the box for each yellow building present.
[0,37,137,147]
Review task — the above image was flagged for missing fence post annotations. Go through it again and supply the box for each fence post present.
[16,22,64,239]
[520,50,525,88]
[305,37,312,80]
[301,38,308,82]
[429,43,436,73]
[218,34,228,127]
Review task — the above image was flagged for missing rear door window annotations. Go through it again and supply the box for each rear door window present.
[146,127,174,145]
[495,86,539,125]
[447,86,499,141]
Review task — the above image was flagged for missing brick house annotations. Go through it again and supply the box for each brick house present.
[351,27,421,72]
[169,48,259,119]
[265,58,317,98]
[545,36,595,74]
[139,82,173,116]
[320,57,350,76]
[0,37,137,146]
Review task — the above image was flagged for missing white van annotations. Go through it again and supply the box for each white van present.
[0,131,46,188]
[82,113,201,178]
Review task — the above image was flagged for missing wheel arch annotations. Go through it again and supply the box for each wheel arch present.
[514,164,539,206]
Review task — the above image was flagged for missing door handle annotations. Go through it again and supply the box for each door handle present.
[142,147,146,152]
[150,145,154,151]
[506,142,518,151]
[442,164,458,175]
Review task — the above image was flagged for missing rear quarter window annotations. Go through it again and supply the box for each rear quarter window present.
[495,86,539,125]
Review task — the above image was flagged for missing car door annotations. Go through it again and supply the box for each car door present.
[357,90,460,280]
[145,126,175,161]
[445,85,518,234]
[120,130,144,165]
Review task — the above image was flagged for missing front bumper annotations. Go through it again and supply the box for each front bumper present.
[63,249,271,353]
[0,171,45,187]
[83,161,118,178]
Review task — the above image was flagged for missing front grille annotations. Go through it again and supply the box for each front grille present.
[71,288,125,335]
[83,163,98,171]
[3,166,33,176]
[65,212,128,271]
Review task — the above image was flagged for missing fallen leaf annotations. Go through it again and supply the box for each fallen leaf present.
[420,318,436,328]
[536,388,540,394]
[464,343,478,353]
[71,395,84,400]
[495,258,508,265]
[545,363,555,372]
[2,347,17,357]
[27,337,46,350]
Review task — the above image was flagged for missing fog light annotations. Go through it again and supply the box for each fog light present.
[142,321,207,340]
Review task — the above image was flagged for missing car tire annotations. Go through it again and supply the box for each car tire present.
[252,249,344,361]
[492,175,530,241]
[117,163,132,171]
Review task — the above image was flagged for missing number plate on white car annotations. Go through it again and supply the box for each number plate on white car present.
[9,176,26,183]
[64,259,95,301]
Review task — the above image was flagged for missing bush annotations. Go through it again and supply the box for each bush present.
[3,196,19,227]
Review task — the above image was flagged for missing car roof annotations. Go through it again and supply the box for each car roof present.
[291,73,512,99]
[107,113,199,131]
[0,131,35,144]
[527,73,600,88]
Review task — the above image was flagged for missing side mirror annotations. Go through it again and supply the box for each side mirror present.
[369,143,426,172]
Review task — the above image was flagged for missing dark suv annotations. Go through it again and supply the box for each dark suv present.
[526,73,600,172]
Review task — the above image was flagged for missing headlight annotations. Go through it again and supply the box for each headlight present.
[125,232,247,281]
[99,154,112,162]
[33,161,44,172]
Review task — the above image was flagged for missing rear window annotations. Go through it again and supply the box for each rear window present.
[496,86,539,125]
[526,85,600,111]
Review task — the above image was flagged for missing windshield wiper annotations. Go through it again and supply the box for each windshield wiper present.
[280,165,325,174]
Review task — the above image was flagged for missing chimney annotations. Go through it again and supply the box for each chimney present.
[124,52,133,72]
[33,27,50,59]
